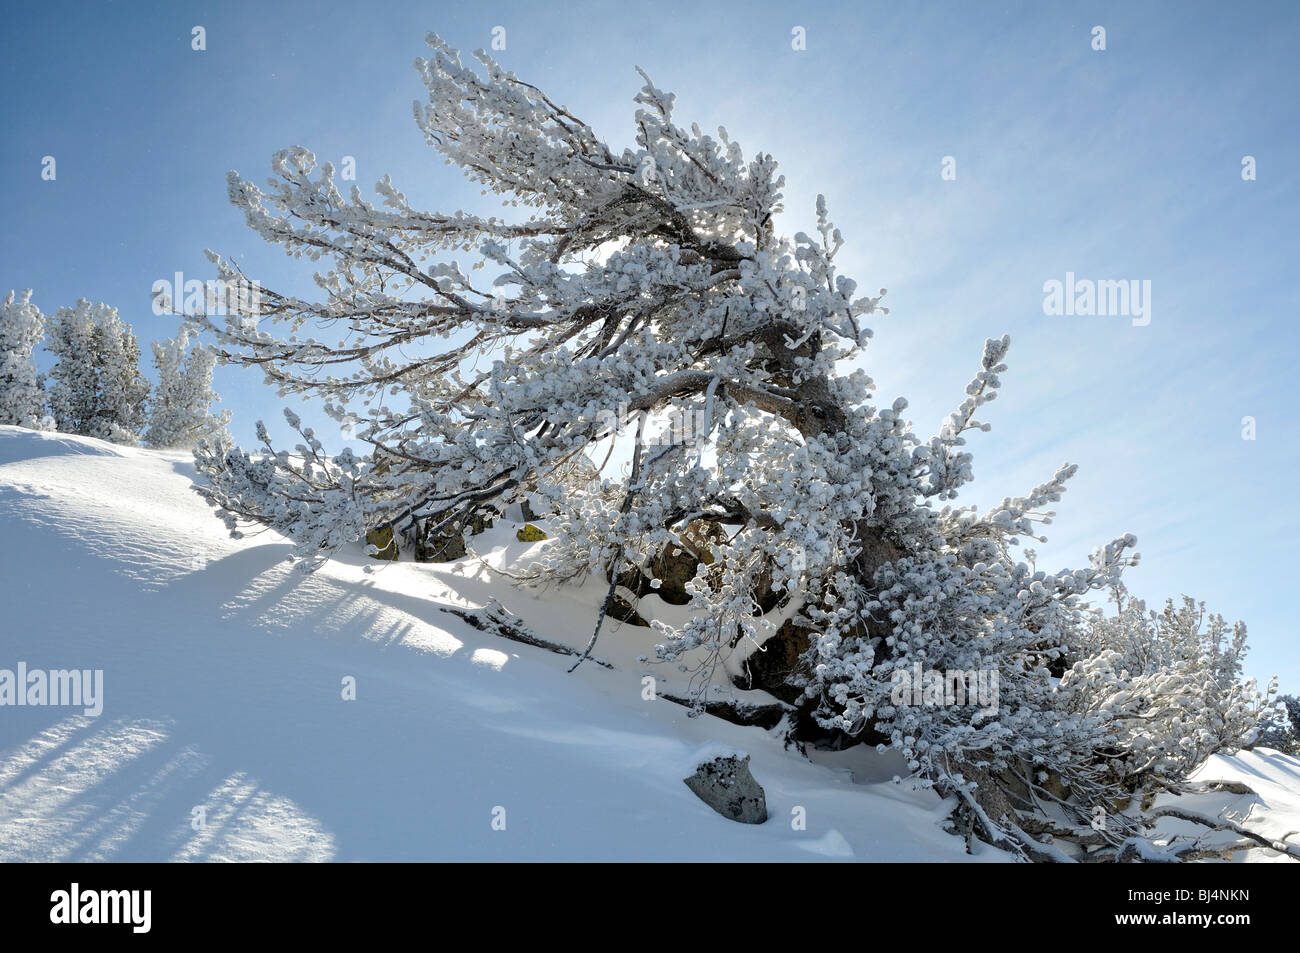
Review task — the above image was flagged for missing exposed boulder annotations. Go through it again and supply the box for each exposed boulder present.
[620,519,727,605]
[416,528,466,562]
[365,526,399,560]
[606,592,650,627]
[739,616,811,705]
[738,615,891,750]
[683,753,767,824]
[411,511,495,563]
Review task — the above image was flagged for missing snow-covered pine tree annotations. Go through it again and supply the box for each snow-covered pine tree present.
[45,299,98,436]
[94,308,150,445]
[0,289,52,430]
[46,299,149,445]
[145,326,231,448]
[190,33,1273,860]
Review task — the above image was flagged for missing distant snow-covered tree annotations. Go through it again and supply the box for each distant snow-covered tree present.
[145,326,231,448]
[0,289,52,430]
[47,299,149,445]
[1258,693,1300,755]
[93,310,150,446]
[45,300,98,436]
[190,33,1276,860]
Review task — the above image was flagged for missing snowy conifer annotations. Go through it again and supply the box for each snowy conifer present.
[0,289,52,429]
[190,34,1273,859]
[46,299,149,444]
[145,326,231,448]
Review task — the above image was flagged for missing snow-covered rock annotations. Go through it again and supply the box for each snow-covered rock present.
[683,752,767,824]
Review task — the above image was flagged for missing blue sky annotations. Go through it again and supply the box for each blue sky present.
[2,0,1297,687]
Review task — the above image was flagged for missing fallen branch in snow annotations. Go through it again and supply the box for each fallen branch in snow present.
[658,692,792,729]
[440,600,615,670]
[1146,806,1300,861]
[1150,775,1256,797]
[1180,779,1256,797]
[1172,839,1266,862]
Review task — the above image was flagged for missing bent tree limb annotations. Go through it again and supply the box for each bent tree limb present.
[1146,806,1300,861]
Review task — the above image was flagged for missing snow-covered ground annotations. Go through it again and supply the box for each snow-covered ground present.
[0,424,1295,861]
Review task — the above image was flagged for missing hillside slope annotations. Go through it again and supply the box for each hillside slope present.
[0,425,1294,862]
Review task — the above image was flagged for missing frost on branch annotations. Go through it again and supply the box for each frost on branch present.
[190,33,1278,861]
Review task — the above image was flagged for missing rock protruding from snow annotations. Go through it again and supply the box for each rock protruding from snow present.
[684,753,767,824]
[516,523,548,542]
